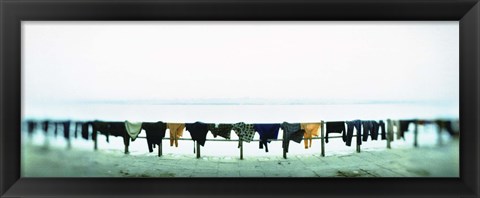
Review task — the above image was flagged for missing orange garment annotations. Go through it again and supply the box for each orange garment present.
[167,123,185,147]
[301,123,321,149]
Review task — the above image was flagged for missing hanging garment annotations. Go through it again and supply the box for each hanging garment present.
[280,122,304,153]
[92,121,111,142]
[62,121,71,140]
[42,120,50,134]
[167,123,185,147]
[109,122,130,147]
[300,123,321,149]
[232,122,256,143]
[436,120,458,136]
[370,121,380,140]
[346,120,362,146]
[74,122,82,139]
[185,122,209,147]
[253,124,280,152]
[379,120,386,140]
[398,120,416,139]
[142,121,167,153]
[53,122,58,137]
[207,124,232,139]
[27,120,37,135]
[81,122,92,140]
[125,121,143,141]
[325,121,346,143]
[362,121,373,141]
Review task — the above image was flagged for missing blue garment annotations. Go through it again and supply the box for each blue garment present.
[253,124,280,152]
[379,120,386,140]
[346,120,362,146]
[362,121,373,141]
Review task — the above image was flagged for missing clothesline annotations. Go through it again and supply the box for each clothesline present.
[23,118,459,159]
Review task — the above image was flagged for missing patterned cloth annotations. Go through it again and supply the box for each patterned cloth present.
[207,124,233,139]
[125,121,143,141]
[232,122,255,143]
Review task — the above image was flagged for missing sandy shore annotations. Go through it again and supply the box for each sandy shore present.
[21,137,459,177]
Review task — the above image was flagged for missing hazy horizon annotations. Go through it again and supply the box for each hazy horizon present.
[22,21,459,121]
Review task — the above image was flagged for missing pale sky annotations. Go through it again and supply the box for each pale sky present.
[22,21,459,106]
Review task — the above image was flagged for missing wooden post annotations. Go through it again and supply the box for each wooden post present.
[413,121,418,147]
[356,127,361,153]
[44,130,50,149]
[158,143,163,157]
[94,132,98,151]
[240,140,244,160]
[67,136,72,149]
[320,121,325,157]
[196,141,201,159]
[124,133,130,154]
[438,121,444,146]
[65,123,71,149]
[386,119,392,149]
[386,130,391,149]
[283,130,287,159]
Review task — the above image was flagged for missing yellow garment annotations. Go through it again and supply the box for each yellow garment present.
[301,123,321,149]
[167,123,185,147]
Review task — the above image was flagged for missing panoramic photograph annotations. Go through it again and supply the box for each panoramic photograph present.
[21,21,459,177]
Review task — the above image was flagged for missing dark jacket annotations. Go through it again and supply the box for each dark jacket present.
[280,122,304,153]
[325,121,346,143]
[185,122,210,147]
[142,122,167,152]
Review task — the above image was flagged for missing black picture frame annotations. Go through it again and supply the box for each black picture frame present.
[1,0,479,197]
